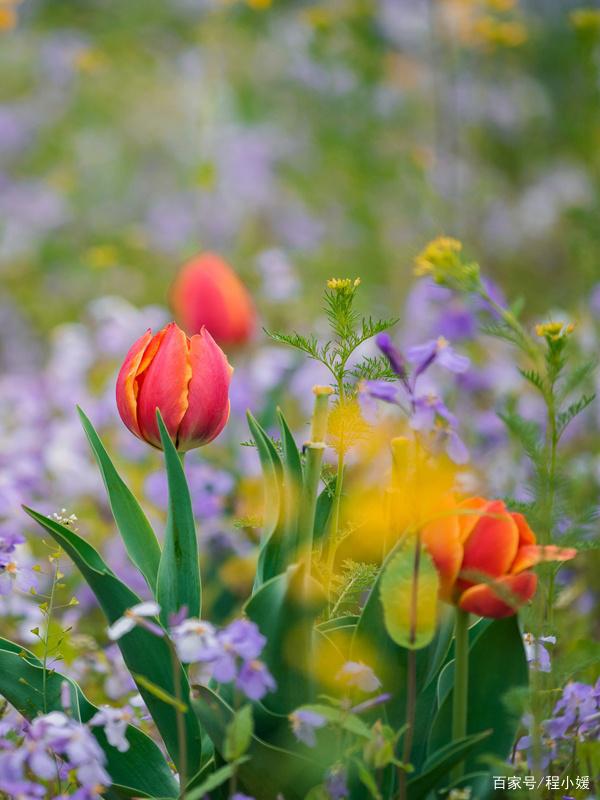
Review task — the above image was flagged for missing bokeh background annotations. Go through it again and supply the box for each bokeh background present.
[3,0,600,338]
[2,0,600,661]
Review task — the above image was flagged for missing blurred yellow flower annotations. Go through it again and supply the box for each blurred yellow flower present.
[246,0,272,9]
[327,399,370,455]
[535,321,576,341]
[571,8,600,33]
[472,16,527,48]
[85,245,119,270]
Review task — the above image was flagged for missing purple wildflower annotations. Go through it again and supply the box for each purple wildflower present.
[523,633,556,673]
[325,765,349,800]
[406,336,470,377]
[351,693,392,714]
[235,659,276,701]
[289,709,327,746]
[213,619,266,682]
[375,333,408,381]
[0,711,111,797]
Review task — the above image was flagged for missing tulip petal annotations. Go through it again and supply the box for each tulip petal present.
[459,572,538,618]
[177,328,233,450]
[456,496,489,543]
[137,323,191,448]
[512,512,536,547]
[459,500,519,589]
[115,329,154,438]
[422,505,463,602]
[511,544,577,575]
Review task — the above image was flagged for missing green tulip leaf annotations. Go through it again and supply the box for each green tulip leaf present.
[407,730,492,799]
[277,407,304,561]
[0,643,179,799]
[22,506,202,777]
[247,411,286,587]
[156,410,201,626]
[78,406,161,591]
[245,563,328,714]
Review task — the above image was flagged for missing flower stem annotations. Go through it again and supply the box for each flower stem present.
[451,607,470,782]
[298,387,332,578]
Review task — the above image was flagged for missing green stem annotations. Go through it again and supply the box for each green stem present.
[479,290,542,366]
[451,608,470,782]
[42,560,59,714]
[325,377,346,608]
[325,452,345,606]
[298,445,325,577]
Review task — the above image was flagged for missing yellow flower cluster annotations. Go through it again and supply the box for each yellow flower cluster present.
[535,321,576,341]
[326,277,361,292]
[414,237,480,291]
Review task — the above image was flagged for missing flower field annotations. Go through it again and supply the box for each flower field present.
[1,2,600,799]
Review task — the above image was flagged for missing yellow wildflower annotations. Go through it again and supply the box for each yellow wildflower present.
[535,321,576,341]
[414,237,480,291]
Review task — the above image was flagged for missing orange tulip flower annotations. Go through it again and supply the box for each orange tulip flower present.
[422,497,577,618]
[116,322,232,451]
[170,252,256,346]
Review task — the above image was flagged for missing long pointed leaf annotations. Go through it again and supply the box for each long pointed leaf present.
[22,506,202,776]
[245,563,327,714]
[277,408,304,562]
[156,410,201,626]
[407,730,492,799]
[78,407,161,590]
[247,411,285,587]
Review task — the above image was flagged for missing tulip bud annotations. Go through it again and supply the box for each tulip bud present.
[116,322,233,451]
[170,252,256,345]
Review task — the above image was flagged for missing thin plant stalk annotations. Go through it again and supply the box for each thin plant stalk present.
[298,386,332,578]
[451,607,470,782]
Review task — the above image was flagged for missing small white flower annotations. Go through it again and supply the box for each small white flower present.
[170,618,220,664]
[90,706,133,753]
[107,602,161,641]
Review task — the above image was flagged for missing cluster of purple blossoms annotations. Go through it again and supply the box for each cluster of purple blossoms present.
[361,332,470,464]
[0,711,111,799]
[107,604,276,702]
[517,679,600,769]
[171,617,276,701]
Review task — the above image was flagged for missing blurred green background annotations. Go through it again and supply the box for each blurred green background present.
[2,0,600,336]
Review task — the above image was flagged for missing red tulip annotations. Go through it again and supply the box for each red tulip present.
[116,322,233,451]
[422,497,576,618]
[170,252,256,345]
